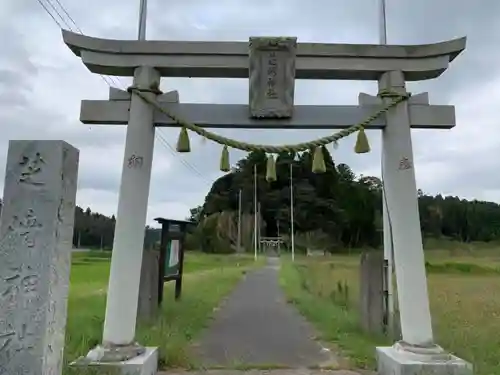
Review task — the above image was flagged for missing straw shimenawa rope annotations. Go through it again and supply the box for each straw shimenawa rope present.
[128,84,410,179]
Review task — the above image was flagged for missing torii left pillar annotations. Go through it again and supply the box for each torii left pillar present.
[73,66,160,374]
[103,66,158,348]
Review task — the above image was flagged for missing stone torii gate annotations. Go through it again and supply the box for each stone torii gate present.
[63,30,471,375]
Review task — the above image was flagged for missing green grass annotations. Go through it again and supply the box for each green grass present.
[64,251,262,373]
[279,247,500,375]
[280,260,386,370]
[182,252,258,273]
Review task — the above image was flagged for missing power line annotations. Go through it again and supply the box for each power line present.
[52,0,84,33]
[155,130,212,185]
[34,0,213,185]
[35,0,62,28]
[43,0,73,31]
[36,0,122,88]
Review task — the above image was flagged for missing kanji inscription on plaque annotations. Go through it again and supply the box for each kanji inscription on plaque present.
[249,37,297,118]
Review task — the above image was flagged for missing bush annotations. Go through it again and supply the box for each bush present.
[184,232,201,251]
[198,214,234,254]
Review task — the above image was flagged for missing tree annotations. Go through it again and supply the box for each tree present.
[188,205,203,223]
[193,149,500,252]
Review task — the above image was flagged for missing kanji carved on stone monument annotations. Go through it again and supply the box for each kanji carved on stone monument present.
[1,264,39,306]
[19,152,45,186]
[7,209,43,249]
[0,319,37,361]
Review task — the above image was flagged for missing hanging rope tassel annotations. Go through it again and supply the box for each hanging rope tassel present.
[220,145,230,172]
[354,128,370,154]
[176,127,191,152]
[312,146,326,173]
[266,154,277,182]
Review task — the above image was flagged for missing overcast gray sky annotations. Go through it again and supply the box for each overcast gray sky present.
[1,0,499,227]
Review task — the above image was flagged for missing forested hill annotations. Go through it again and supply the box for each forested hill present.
[191,148,500,248]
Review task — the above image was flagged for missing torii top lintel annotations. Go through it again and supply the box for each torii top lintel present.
[62,30,466,81]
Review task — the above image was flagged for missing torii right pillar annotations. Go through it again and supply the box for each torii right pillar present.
[377,70,473,375]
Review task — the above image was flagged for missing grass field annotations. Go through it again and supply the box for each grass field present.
[64,251,261,373]
[280,242,500,375]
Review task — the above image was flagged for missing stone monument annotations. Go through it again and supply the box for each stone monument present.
[0,140,79,375]
[359,251,385,335]
[137,249,160,321]
[62,28,472,375]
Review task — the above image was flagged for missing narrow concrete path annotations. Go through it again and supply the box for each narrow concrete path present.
[159,370,366,375]
[192,258,336,368]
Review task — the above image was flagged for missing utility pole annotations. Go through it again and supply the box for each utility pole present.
[137,0,148,40]
[290,162,295,261]
[379,0,387,44]
[258,202,262,254]
[379,0,395,337]
[277,219,281,255]
[253,164,258,260]
[237,189,242,253]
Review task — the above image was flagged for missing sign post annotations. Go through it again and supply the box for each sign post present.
[154,218,193,303]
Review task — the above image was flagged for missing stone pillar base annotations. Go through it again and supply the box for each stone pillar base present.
[376,342,473,375]
[71,346,158,375]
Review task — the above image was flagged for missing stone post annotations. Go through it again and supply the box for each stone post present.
[376,71,472,375]
[359,251,384,335]
[0,140,79,375]
[137,250,160,321]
